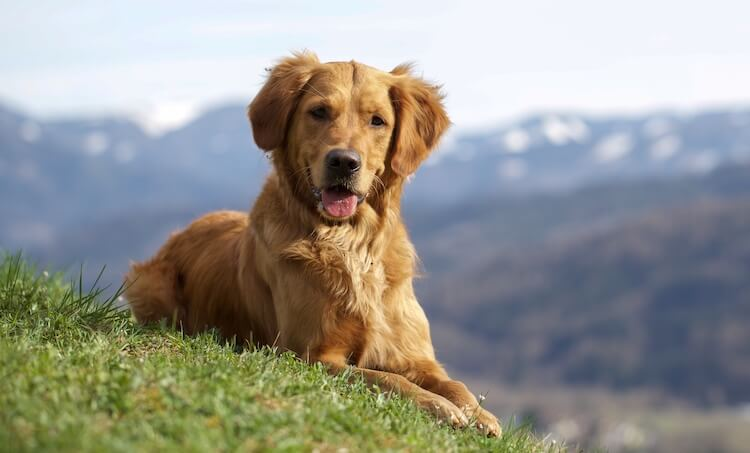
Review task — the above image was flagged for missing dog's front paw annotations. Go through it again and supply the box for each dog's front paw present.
[464,405,502,437]
[418,394,470,429]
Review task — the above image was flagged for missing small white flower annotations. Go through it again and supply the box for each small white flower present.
[477,394,486,403]
[42,271,49,279]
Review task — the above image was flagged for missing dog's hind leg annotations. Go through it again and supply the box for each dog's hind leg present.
[124,259,187,330]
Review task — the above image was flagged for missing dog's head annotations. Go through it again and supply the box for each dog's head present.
[248,51,450,221]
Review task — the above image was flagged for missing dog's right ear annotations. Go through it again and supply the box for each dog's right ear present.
[248,51,319,151]
[388,64,450,177]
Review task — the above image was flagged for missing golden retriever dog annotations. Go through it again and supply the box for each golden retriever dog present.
[125,51,501,436]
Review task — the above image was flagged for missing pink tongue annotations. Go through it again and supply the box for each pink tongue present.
[321,189,358,217]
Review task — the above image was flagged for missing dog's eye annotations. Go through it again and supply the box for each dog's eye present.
[309,106,328,120]
[370,115,385,127]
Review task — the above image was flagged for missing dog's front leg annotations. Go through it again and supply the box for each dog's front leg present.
[314,353,469,429]
[402,361,502,437]
[423,378,502,437]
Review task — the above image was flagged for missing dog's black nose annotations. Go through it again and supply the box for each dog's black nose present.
[325,149,361,177]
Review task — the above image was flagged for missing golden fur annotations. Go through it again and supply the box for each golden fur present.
[125,51,501,436]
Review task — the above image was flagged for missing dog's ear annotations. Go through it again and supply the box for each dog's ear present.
[388,64,451,177]
[248,51,319,151]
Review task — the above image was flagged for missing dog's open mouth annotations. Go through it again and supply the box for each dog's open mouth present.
[307,169,366,218]
[320,185,360,218]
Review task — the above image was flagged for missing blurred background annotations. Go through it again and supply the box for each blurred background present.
[2,1,750,451]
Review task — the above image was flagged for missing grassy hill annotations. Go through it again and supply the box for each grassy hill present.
[0,254,554,453]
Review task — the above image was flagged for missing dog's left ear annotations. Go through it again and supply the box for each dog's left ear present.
[388,64,451,177]
[248,51,319,151]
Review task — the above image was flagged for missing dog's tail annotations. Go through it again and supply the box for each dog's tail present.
[124,259,186,330]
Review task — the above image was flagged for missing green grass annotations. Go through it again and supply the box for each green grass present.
[0,254,559,452]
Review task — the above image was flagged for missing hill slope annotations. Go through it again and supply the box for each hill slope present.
[0,255,550,452]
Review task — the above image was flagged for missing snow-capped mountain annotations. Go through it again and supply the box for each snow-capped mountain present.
[2,101,749,250]
[408,109,750,203]
[0,102,267,247]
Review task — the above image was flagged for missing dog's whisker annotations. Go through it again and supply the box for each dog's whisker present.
[372,174,386,194]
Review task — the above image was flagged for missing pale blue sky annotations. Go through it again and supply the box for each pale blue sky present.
[2,0,749,132]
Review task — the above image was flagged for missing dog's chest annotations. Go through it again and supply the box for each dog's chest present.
[281,229,387,315]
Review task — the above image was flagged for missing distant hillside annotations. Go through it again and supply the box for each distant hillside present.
[19,161,750,293]
[410,163,750,275]
[423,198,750,406]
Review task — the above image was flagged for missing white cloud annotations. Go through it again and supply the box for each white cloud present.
[2,2,750,130]
[191,15,432,38]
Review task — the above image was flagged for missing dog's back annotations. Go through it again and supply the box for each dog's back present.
[125,211,258,341]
